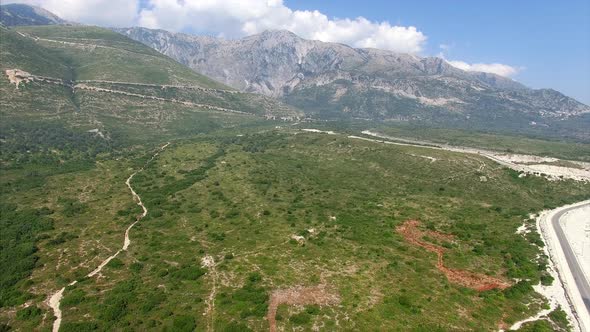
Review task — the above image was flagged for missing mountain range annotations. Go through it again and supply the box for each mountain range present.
[116,27,590,138]
[1,4,589,140]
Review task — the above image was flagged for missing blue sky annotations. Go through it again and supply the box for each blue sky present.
[11,0,590,103]
[285,0,590,104]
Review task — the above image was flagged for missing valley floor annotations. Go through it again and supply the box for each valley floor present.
[2,128,590,331]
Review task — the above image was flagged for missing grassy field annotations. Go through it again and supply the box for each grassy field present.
[2,127,588,331]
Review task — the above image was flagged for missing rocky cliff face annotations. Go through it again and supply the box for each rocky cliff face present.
[112,27,588,139]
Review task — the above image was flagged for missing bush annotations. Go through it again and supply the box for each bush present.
[170,266,206,281]
[289,311,311,325]
[60,321,99,332]
[548,306,571,330]
[16,306,42,320]
[172,315,196,332]
[106,258,124,269]
[140,291,166,313]
[58,197,89,217]
[99,297,128,322]
[504,281,533,299]
[305,305,320,315]
[130,262,144,273]
[222,322,253,332]
[219,275,268,318]
[61,289,86,307]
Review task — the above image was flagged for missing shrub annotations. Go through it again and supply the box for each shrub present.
[130,262,144,273]
[61,289,86,307]
[106,258,124,269]
[305,305,320,315]
[16,306,42,320]
[289,312,311,325]
[172,315,195,332]
[170,266,206,280]
[60,321,99,332]
[504,281,533,299]
[222,322,253,332]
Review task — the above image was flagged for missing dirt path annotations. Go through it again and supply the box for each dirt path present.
[358,131,590,182]
[4,69,250,116]
[396,220,510,291]
[73,84,250,115]
[47,142,169,332]
[267,284,340,332]
[201,255,217,332]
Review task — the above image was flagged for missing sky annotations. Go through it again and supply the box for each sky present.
[5,0,590,104]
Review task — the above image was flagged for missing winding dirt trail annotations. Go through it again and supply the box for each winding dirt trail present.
[47,142,170,332]
[201,255,217,332]
[396,220,510,291]
[4,69,250,116]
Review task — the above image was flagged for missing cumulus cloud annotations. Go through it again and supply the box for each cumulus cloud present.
[6,0,427,53]
[6,0,521,74]
[447,60,522,77]
[138,0,427,53]
[436,44,521,78]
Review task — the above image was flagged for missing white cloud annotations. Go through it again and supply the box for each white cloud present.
[7,0,427,54]
[6,0,138,27]
[6,0,521,75]
[137,0,427,53]
[447,60,522,77]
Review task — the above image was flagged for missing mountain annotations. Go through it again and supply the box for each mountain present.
[0,24,300,158]
[0,3,68,26]
[117,27,590,139]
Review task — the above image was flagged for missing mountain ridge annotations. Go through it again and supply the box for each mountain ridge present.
[0,4,588,140]
[0,3,71,26]
[116,26,590,139]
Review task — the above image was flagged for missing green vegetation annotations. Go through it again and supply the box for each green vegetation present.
[0,203,54,307]
[373,124,590,161]
[1,24,588,332]
[14,25,228,87]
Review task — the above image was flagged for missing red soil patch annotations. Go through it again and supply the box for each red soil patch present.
[267,284,340,332]
[396,220,510,292]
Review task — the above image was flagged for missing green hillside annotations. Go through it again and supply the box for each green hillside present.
[0,25,300,151]
[13,25,228,87]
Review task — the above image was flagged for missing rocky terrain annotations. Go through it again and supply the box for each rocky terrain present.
[117,27,590,139]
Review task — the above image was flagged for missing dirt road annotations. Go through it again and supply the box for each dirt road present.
[47,143,169,332]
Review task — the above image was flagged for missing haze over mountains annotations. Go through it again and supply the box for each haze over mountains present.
[2,3,590,140]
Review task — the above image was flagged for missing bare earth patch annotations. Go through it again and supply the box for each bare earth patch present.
[396,220,510,291]
[267,284,340,332]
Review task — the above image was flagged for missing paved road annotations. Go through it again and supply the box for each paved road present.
[552,203,590,315]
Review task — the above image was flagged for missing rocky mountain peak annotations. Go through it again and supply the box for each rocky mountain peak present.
[115,26,590,134]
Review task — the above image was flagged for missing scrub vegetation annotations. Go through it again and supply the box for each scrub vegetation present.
[1,24,588,332]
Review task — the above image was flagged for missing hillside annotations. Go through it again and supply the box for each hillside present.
[0,25,300,151]
[0,3,67,26]
[118,27,590,140]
